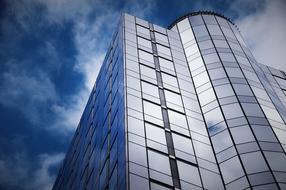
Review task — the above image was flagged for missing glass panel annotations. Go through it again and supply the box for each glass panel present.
[150,182,171,190]
[143,101,162,120]
[208,68,227,80]
[138,50,154,67]
[129,142,147,166]
[233,84,253,96]
[180,29,195,43]
[207,25,223,36]
[220,156,245,183]
[200,168,224,190]
[177,18,191,32]
[140,64,157,84]
[264,152,286,172]
[130,174,150,190]
[136,25,150,38]
[177,160,202,186]
[215,84,234,98]
[155,32,168,45]
[168,110,188,129]
[148,150,171,175]
[222,103,244,119]
[138,37,152,49]
[193,25,209,37]
[159,57,175,74]
[128,116,145,136]
[241,103,264,117]
[164,90,183,107]
[172,133,194,155]
[230,125,255,144]
[157,44,172,59]
[193,72,209,87]
[212,130,233,153]
[145,123,166,145]
[241,152,269,174]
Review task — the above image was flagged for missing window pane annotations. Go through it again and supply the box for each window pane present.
[157,44,172,59]
[222,103,244,119]
[212,130,233,153]
[138,50,154,67]
[177,160,202,186]
[159,57,175,75]
[241,152,268,174]
[136,25,150,39]
[146,123,166,144]
[173,133,194,155]
[220,156,245,183]
[168,110,188,129]
[230,125,255,144]
[143,101,162,120]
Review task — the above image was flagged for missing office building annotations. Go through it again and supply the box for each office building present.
[53,11,286,190]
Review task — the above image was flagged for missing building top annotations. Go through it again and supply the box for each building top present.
[168,10,237,29]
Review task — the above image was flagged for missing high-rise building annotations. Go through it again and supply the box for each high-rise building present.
[53,11,286,190]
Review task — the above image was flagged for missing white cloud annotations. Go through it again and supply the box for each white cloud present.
[0,152,64,190]
[0,60,58,125]
[235,0,286,71]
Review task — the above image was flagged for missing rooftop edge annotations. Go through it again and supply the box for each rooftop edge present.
[168,11,237,30]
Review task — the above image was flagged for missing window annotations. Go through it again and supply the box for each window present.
[150,182,171,190]
[140,65,157,84]
[212,130,233,153]
[222,103,244,119]
[193,72,209,87]
[203,53,220,64]
[155,32,168,46]
[208,68,227,80]
[177,18,191,32]
[264,152,286,172]
[204,107,224,127]
[173,133,194,162]
[168,110,188,129]
[198,40,214,50]
[232,84,253,96]
[241,152,269,174]
[157,44,172,59]
[148,150,173,185]
[129,142,147,166]
[241,103,264,117]
[177,160,202,186]
[136,25,150,39]
[164,90,183,111]
[193,140,216,162]
[159,57,175,75]
[230,125,255,144]
[180,29,195,43]
[138,50,154,68]
[203,15,217,25]
[199,88,216,106]
[145,123,167,145]
[207,25,223,36]
[193,25,208,37]
[143,101,162,120]
[128,116,145,136]
[213,40,229,48]
[215,84,234,98]
[141,81,160,104]
[220,156,245,183]
[219,53,236,62]
[161,73,179,92]
[129,174,149,190]
[189,15,204,26]
[138,37,152,49]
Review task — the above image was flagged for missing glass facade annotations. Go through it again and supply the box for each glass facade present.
[53,12,286,190]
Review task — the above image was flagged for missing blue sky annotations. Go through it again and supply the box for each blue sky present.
[0,0,285,189]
